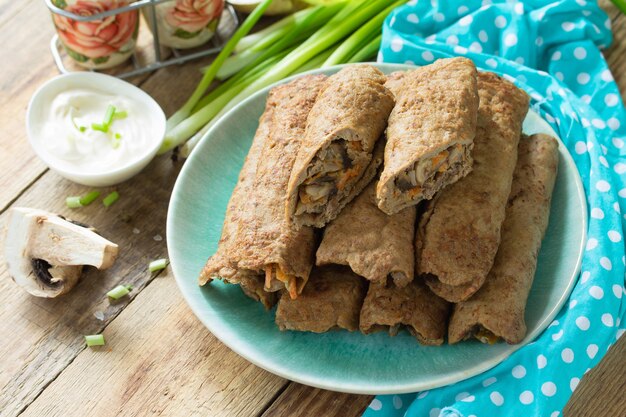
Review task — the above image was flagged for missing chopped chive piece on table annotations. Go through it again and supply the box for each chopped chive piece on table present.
[66,196,82,208]
[79,191,100,206]
[79,126,87,133]
[149,258,169,272]
[102,191,119,207]
[85,334,105,346]
[91,123,108,133]
[106,284,132,300]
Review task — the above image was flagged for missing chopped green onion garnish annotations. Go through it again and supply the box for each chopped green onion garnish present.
[103,105,116,127]
[113,110,128,120]
[102,191,119,207]
[79,191,100,206]
[66,196,83,208]
[91,123,108,133]
[115,132,122,139]
[106,284,131,300]
[85,334,105,346]
[149,258,169,272]
[79,126,87,133]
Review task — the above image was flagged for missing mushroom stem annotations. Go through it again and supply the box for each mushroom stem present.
[4,207,119,298]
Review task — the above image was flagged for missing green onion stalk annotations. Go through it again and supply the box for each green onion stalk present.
[179,44,341,158]
[610,0,626,15]
[217,3,344,80]
[164,0,405,156]
[161,0,275,145]
[348,34,382,63]
[234,6,321,53]
[322,0,404,67]
[163,0,399,153]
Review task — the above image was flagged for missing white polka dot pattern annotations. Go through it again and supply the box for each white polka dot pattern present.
[366,1,626,416]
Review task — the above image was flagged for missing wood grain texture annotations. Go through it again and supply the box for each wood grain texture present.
[0,0,57,211]
[0,157,179,416]
[261,384,372,417]
[19,273,287,417]
[563,337,626,417]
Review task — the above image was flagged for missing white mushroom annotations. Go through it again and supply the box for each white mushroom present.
[4,207,119,298]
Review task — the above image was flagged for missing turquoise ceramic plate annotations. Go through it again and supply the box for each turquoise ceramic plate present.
[167,64,587,395]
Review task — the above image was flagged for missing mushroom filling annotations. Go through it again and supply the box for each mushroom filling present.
[295,139,364,215]
[394,143,468,196]
[264,264,299,299]
[31,258,63,289]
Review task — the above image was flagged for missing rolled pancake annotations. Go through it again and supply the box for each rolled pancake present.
[359,279,450,345]
[376,58,479,215]
[286,65,395,228]
[316,180,416,287]
[237,75,328,297]
[275,266,367,333]
[448,134,559,344]
[418,72,530,302]
[200,75,327,303]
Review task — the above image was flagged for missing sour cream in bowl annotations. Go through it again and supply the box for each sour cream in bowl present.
[27,72,166,186]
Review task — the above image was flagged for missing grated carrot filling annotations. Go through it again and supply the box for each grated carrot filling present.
[287,277,297,299]
[430,149,449,167]
[337,166,361,190]
[476,328,499,344]
[264,265,274,289]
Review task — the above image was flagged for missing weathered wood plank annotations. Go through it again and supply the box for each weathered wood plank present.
[261,384,372,417]
[18,273,287,417]
[0,0,58,212]
[0,156,179,416]
[564,336,626,417]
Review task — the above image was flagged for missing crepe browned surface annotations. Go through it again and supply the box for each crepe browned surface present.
[418,71,530,302]
[237,74,327,296]
[198,88,271,287]
[286,64,395,228]
[199,75,326,304]
[359,279,450,345]
[448,133,559,344]
[376,58,479,215]
[275,266,368,333]
[316,180,416,287]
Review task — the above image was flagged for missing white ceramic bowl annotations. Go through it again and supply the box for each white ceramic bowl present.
[26,72,166,187]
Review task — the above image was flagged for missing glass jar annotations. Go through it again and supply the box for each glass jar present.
[143,0,225,49]
[50,0,139,70]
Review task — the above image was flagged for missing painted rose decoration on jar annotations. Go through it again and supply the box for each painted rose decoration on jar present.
[51,0,138,69]
[144,0,225,49]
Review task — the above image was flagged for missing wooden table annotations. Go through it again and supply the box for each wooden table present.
[1,2,624,416]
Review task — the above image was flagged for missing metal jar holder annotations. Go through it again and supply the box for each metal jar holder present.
[45,0,239,79]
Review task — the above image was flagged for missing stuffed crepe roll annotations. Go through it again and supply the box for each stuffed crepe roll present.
[376,58,479,215]
[275,266,367,333]
[448,134,559,344]
[316,180,416,288]
[418,72,530,302]
[286,65,395,228]
[359,279,450,345]
[200,75,327,302]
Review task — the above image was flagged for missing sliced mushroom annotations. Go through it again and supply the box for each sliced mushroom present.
[4,207,119,298]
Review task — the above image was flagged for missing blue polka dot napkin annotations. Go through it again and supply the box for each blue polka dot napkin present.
[364,1,626,416]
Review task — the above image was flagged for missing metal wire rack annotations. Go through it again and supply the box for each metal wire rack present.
[45,0,239,79]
